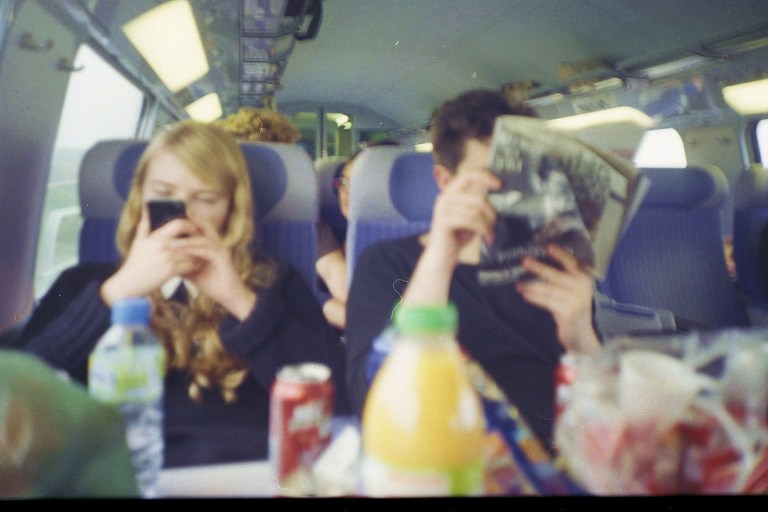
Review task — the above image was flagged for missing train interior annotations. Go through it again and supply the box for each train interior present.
[5,0,768,500]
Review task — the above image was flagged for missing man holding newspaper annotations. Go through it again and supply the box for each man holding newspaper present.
[345,88,645,454]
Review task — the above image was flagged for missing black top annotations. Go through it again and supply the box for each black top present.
[315,219,342,305]
[17,261,351,468]
[345,235,566,450]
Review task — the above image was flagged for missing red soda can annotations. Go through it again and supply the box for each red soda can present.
[269,362,334,496]
[555,353,578,419]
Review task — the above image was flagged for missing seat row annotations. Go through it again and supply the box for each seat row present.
[78,139,764,335]
[338,146,758,333]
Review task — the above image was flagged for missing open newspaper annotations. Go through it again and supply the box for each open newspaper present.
[479,115,650,286]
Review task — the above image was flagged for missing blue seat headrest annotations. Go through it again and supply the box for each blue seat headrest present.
[111,142,288,221]
[389,152,437,221]
[640,166,727,208]
[240,144,288,220]
[113,143,147,200]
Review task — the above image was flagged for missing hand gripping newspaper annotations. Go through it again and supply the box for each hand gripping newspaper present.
[479,115,650,286]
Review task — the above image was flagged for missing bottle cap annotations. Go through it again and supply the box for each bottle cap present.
[394,302,458,334]
[111,297,151,325]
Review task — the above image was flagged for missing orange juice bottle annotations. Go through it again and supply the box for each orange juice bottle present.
[361,303,486,496]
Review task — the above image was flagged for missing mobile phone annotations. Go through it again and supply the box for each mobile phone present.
[147,199,186,231]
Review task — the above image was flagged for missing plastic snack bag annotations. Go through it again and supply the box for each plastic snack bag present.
[554,330,768,495]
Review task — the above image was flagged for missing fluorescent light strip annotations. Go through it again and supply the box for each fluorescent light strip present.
[548,107,656,159]
[185,93,222,122]
[722,78,768,115]
[548,107,655,131]
[122,0,209,93]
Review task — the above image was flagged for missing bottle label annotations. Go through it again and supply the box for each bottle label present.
[362,454,484,496]
[89,345,165,404]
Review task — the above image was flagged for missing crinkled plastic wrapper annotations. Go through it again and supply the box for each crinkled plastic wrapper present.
[554,330,768,495]
[0,350,139,498]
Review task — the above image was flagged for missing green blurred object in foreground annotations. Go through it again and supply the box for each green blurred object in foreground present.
[0,350,140,498]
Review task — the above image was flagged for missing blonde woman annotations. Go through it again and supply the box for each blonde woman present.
[18,120,349,467]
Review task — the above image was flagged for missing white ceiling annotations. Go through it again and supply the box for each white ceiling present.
[65,0,768,131]
[276,0,768,129]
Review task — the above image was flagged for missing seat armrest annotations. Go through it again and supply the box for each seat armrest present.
[595,294,677,337]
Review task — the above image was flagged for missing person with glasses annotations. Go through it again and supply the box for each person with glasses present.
[316,139,400,331]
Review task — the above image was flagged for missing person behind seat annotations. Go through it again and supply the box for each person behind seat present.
[16,120,350,468]
[344,89,601,452]
[216,104,361,333]
[214,106,300,143]
[316,139,400,331]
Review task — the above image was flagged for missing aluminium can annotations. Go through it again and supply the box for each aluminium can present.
[269,362,334,496]
[554,353,580,420]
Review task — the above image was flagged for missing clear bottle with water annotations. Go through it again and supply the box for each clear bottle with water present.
[365,326,396,387]
[88,297,166,498]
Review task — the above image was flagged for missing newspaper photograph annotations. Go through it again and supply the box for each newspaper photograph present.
[479,115,649,286]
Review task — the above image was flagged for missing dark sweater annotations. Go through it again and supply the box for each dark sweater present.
[345,235,565,450]
[17,261,350,468]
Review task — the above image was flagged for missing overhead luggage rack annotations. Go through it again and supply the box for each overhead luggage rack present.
[239,0,321,109]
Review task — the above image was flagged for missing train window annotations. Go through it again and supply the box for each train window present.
[290,111,353,159]
[34,44,144,298]
[755,119,768,163]
[633,128,687,168]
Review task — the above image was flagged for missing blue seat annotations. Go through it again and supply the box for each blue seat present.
[78,139,146,265]
[240,142,320,298]
[346,146,436,283]
[600,165,750,329]
[314,155,348,245]
[732,164,768,314]
[78,139,320,298]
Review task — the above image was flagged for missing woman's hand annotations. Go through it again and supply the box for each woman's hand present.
[515,244,601,355]
[173,220,256,320]
[100,208,201,305]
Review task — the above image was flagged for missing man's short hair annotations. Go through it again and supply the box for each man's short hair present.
[430,89,538,172]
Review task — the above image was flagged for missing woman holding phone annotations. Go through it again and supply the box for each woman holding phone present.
[16,120,350,467]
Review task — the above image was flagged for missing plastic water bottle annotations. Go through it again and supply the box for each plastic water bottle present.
[88,297,166,498]
[361,303,486,496]
[365,304,402,386]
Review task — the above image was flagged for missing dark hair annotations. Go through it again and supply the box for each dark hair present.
[430,89,538,172]
[331,161,346,196]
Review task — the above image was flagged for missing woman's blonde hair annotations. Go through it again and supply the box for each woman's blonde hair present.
[115,120,276,403]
